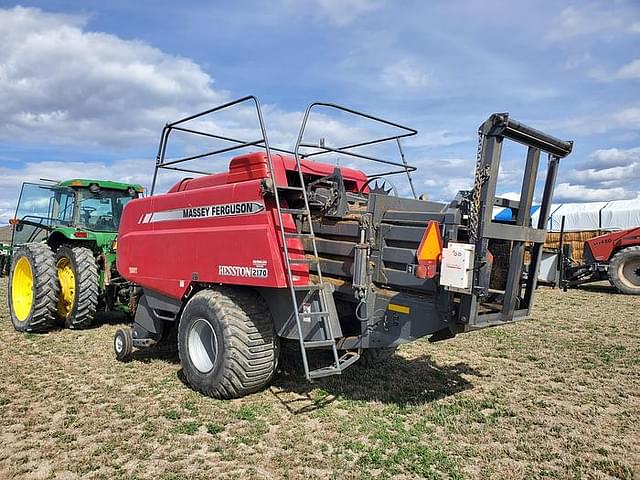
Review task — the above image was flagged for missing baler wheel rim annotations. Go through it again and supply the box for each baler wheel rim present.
[187,318,218,374]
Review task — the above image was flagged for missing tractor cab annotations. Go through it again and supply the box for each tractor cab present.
[8,179,144,333]
[11,179,143,247]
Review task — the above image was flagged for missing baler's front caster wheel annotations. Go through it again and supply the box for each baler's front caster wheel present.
[114,328,134,362]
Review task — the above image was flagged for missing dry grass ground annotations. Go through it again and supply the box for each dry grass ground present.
[0,277,638,479]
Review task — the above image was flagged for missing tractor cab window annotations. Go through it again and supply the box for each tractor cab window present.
[76,187,137,232]
[12,183,74,246]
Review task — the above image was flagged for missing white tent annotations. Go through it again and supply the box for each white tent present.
[492,199,640,232]
[531,204,559,231]
[548,202,609,232]
[600,199,640,230]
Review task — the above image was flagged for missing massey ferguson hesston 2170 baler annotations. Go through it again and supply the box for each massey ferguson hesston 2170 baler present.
[114,97,573,399]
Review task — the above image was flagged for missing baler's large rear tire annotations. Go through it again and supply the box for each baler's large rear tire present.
[608,246,640,295]
[178,288,278,399]
[55,246,99,329]
[8,243,59,332]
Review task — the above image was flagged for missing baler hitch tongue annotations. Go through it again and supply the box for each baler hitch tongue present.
[461,112,573,329]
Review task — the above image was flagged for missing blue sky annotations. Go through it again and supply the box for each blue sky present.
[0,0,639,221]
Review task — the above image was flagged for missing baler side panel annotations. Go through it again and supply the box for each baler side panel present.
[118,179,306,300]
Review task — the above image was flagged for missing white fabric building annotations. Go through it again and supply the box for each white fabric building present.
[493,199,640,232]
[548,202,609,232]
[600,199,640,230]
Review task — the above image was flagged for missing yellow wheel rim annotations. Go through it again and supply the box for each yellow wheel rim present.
[12,256,34,321]
[57,257,76,319]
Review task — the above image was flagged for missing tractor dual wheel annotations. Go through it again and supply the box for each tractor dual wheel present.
[55,246,99,329]
[178,288,279,399]
[608,246,640,295]
[8,243,59,332]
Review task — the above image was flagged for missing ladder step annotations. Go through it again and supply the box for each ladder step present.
[289,257,320,264]
[338,352,361,370]
[280,208,309,215]
[276,185,305,192]
[303,340,335,349]
[308,366,341,379]
[299,311,329,318]
[307,352,361,379]
[309,352,360,380]
[284,232,315,238]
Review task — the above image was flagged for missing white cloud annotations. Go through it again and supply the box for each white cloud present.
[614,58,640,80]
[554,182,636,202]
[585,146,640,169]
[0,6,224,148]
[557,146,640,203]
[548,106,640,135]
[380,59,432,89]
[406,131,471,148]
[563,51,592,70]
[546,3,639,41]
[309,0,384,26]
[591,58,640,81]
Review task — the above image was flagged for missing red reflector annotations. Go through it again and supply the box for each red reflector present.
[416,221,443,279]
[73,231,88,238]
[9,218,19,225]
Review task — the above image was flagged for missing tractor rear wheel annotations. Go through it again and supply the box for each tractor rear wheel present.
[55,246,99,328]
[8,243,59,332]
[177,288,278,399]
[608,246,640,295]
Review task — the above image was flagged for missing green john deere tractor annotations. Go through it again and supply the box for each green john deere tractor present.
[7,179,143,332]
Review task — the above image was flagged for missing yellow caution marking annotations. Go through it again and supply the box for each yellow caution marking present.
[387,303,410,315]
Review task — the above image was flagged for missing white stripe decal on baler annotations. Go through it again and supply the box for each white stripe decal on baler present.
[139,201,265,224]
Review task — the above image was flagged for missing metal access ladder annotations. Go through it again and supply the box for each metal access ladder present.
[266,156,360,380]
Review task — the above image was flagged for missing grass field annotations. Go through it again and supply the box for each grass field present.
[0,277,638,480]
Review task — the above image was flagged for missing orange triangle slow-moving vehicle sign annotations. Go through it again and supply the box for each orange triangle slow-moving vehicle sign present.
[415,221,443,279]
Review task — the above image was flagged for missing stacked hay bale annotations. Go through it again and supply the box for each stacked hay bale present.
[544,230,604,262]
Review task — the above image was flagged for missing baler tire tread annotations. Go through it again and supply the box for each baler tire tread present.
[178,288,278,399]
[8,243,59,332]
[55,246,99,329]
[608,246,640,295]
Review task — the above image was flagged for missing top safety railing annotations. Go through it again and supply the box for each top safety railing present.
[150,96,291,195]
[293,102,419,197]
[150,96,420,196]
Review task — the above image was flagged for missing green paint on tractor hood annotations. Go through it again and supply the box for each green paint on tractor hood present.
[58,179,144,193]
[54,226,117,249]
